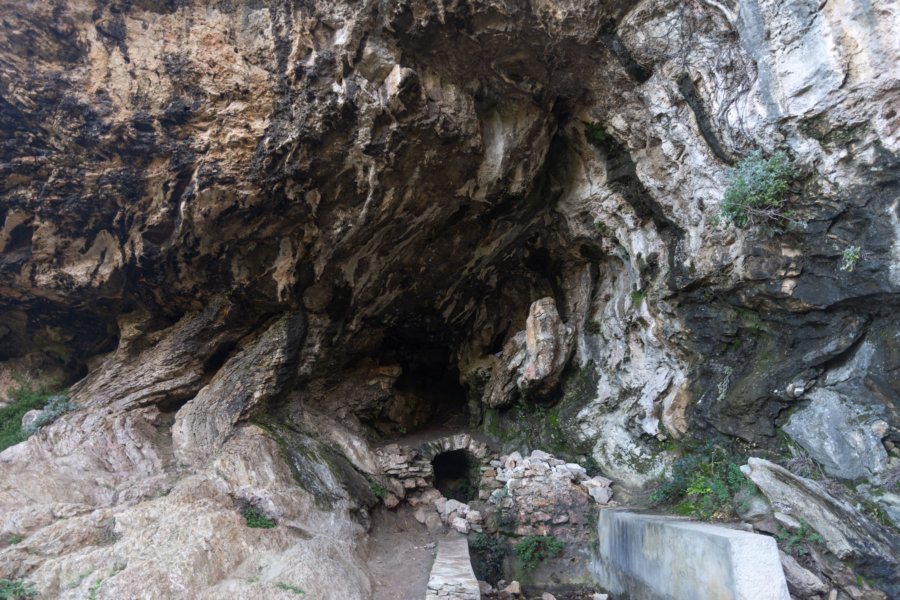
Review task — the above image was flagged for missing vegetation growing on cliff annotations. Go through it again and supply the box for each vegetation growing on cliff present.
[0,578,37,599]
[514,535,564,570]
[717,150,799,231]
[0,376,68,453]
[649,441,753,520]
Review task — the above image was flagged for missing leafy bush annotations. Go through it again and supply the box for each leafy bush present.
[719,150,799,230]
[649,442,753,520]
[0,376,66,452]
[514,535,564,570]
[243,507,276,529]
[274,582,304,594]
[0,579,37,599]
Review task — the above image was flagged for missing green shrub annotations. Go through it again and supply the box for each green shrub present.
[0,376,66,452]
[243,507,276,529]
[0,579,37,599]
[719,150,799,231]
[514,535,564,570]
[274,582,304,594]
[649,441,753,520]
[7,535,21,545]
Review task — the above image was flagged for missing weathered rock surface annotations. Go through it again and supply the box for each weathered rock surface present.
[743,458,900,596]
[0,0,898,597]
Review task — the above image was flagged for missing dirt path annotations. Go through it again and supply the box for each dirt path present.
[365,505,437,600]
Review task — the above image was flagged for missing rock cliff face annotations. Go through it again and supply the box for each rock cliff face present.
[1,0,899,597]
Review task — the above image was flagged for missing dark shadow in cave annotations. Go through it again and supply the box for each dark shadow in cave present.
[375,326,471,434]
[432,449,478,502]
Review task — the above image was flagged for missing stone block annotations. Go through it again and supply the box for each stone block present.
[594,509,790,600]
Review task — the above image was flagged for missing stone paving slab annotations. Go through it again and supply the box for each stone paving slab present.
[425,533,481,600]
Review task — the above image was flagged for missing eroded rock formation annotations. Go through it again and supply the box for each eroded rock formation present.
[1,0,899,597]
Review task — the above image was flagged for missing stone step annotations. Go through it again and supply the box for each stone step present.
[425,533,481,600]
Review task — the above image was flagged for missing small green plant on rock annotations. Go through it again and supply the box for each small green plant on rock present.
[840,245,861,272]
[87,577,104,600]
[718,150,800,232]
[716,366,734,402]
[630,288,647,308]
[585,320,602,335]
[774,519,824,556]
[0,579,37,599]
[514,535,564,570]
[369,480,387,499]
[243,507,276,529]
[7,535,22,545]
[274,582,304,594]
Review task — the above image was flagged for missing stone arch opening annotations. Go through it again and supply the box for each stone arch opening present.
[432,449,478,502]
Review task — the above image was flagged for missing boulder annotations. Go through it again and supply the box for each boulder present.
[583,476,613,504]
[780,551,828,597]
[452,516,470,534]
[503,580,522,595]
[743,458,900,596]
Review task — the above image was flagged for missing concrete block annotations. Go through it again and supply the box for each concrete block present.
[593,509,789,600]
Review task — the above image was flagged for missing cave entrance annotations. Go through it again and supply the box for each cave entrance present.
[432,449,478,502]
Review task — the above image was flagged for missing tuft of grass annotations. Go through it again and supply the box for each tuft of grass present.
[87,577,104,600]
[243,507,276,529]
[274,582,304,594]
[514,535,564,571]
[630,288,647,308]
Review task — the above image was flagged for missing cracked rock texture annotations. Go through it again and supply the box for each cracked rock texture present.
[0,0,899,597]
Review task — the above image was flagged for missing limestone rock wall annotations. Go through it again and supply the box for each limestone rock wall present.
[0,0,899,597]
